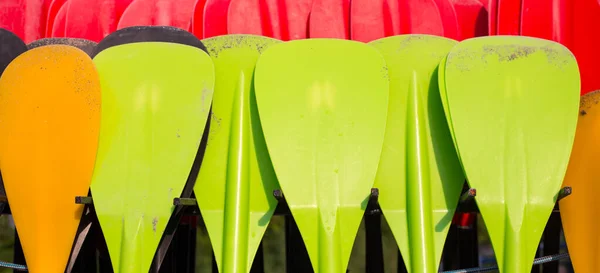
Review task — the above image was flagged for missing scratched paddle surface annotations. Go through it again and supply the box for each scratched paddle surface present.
[196,35,280,273]
[369,35,464,273]
[91,42,214,272]
[443,36,579,272]
[254,39,388,273]
[0,45,100,273]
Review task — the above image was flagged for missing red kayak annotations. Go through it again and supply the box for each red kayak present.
[309,0,350,39]
[191,0,207,38]
[199,0,230,38]
[118,0,196,30]
[0,0,45,43]
[227,0,312,40]
[65,0,133,41]
[350,0,401,42]
[51,1,68,37]
[46,0,67,37]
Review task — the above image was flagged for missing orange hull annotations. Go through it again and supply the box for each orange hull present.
[0,45,101,273]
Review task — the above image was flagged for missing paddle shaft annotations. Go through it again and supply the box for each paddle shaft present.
[406,77,437,272]
[222,74,251,273]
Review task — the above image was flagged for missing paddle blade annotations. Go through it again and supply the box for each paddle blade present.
[369,35,463,273]
[443,36,579,272]
[571,0,600,94]
[254,39,388,273]
[496,0,520,34]
[197,34,280,273]
[0,29,27,76]
[191,0,208,38]
[91,41,214,273]
[560,91,600,273]
[0,45,101,273]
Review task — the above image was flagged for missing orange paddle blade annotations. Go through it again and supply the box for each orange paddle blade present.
[0,45,101,273]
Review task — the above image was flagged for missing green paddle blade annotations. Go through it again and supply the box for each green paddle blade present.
[369,35,464,273]
[443,36,579,273]
[254,39,389,273]
[195,35,281,273]
[91,42,214,273]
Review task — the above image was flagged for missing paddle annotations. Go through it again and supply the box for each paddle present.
[449,0,488,39]
[90,27,214,273]
[28,38,97,56]
[117,0,196,31]
[0,45,101,273]
[309,0,350,39]
[64,0,134,42]
[45,0,67,37]
[559,90,600,273]
[0,28,28,213]
[254,39,388,273]
[369,35,463,273]
[196,34,280,273]
[442,36,579,273]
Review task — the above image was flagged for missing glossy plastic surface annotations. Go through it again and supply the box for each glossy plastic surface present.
[254,39,389,273]
[0,45,101,273]
[91,42,214,273]
[443,36,579,273]
[370,35,464,273]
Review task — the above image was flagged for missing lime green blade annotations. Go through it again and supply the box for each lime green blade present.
[369,35,464,273]
[195,35,281,273]
[91,42,214,273]
[254,39,389,273]
[443,36,579,272]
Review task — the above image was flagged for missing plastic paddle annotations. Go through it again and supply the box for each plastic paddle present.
[254,39,388,273]
[117,0,196,30]
[0,45,100,273]
[399,0,457,38]
[46,0,67,37]
[369,35,463,273]
[196,34,280,273]
[28,38,97,56]
[90,26,213,273]
[309,0,350,39]
[442,36,580,273]
[559,90,600,273]
[64,0,133,42]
